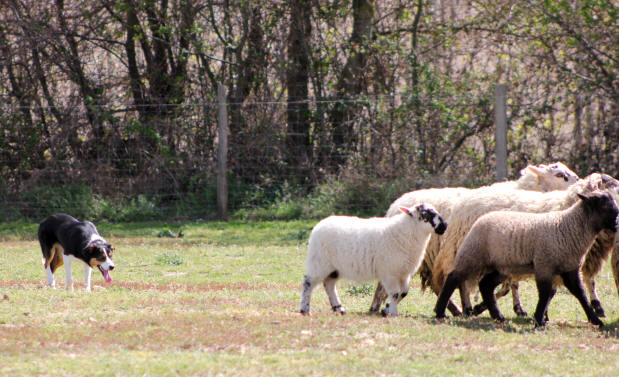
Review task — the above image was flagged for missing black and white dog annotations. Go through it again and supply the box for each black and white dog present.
[38,213,115,291]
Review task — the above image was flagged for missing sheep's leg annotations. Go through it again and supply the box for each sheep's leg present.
[323,276,345,315]
[472,301,487,315]
[479,271,506,323]
[584,278,605,318]
[509,282,528,317]
[429,280,462,316]
[533,278,554,328]
[447,300,462,317]
[382,292,405,317]
[560,270,604,328]
[429,273,462,317]
[434,271,464,319]
[300,275,318,315]
[459,283,474,316]
[370,282,388,312]
[380,277,409,317]
[543,287,556,323]
[472,282,514,316]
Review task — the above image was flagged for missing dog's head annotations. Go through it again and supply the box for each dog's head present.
[85,240,115,283]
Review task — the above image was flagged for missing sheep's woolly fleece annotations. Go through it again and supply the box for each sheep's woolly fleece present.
[300,204,445,316]
[369,162,579,313]
[434,192,618,328]
[432,173,619,310]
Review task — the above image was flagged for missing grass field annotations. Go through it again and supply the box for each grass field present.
[0,219,618,376]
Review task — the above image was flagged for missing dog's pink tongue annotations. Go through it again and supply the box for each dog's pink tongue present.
[101,268,112,283]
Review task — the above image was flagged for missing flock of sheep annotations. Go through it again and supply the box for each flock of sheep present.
[299,163,619,329]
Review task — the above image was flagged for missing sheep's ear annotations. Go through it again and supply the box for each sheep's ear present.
[577,193,589,201]
[526,165,545,176]
[399,206,412,216]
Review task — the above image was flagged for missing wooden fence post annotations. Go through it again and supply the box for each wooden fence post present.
[217,83,229,220]
[494,83,508,181]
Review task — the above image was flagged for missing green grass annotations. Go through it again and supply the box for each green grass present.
[1,220,618,376]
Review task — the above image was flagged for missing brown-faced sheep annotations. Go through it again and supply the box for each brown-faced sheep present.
[434,192,619,328]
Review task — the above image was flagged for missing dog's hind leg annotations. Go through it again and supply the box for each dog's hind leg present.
[84,264,93,291]
[45,265,56,288]
[43,244,61,288]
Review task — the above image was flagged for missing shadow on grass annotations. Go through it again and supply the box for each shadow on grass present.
[422,313,619,336]
[600,319,619,338]
[420,313,548,334]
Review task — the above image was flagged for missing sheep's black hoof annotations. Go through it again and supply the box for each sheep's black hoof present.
[300,310,310,316]
[434,314,446,322]
[591,300,605,318]
[513,304,528,317]
[472,303,486,316]
[588,315,604,328]
[332,305,346,315]
[534,322,546,330]
[460,306,471,317]
[534,314,546,329]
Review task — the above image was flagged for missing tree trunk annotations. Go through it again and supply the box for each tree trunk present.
[328,0,375,170]
[285,0,313,183]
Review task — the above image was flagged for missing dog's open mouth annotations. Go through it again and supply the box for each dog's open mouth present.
[97,266,112,283]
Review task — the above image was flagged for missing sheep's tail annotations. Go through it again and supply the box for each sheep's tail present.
[419,262,432,292]
[432,248,455,293]
[419,235,441,293]
[582,230,614,280]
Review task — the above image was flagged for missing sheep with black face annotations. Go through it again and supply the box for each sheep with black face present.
[432,173,619,318]
[300,204,446,317]
[434,192,618,328]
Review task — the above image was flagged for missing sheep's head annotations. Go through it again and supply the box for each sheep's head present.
[400,204,447,235]
[579,173,619,196]
[577,192,619,233]
[525,162,579,191]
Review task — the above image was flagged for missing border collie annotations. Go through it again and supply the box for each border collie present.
[38,213,115,291]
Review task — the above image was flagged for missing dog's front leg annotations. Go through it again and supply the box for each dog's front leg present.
[64,255,73,291]
[84,264,93,291]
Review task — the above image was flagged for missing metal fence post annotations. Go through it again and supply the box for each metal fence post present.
[217,83,229,220]
[494,83,508,181]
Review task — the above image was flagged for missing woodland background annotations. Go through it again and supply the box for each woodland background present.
[0,0,616,221]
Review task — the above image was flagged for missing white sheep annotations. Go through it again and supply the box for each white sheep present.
[434,192,619,328]
[299,204,447,317]
[369,162,579,314]
[432,173,619,316]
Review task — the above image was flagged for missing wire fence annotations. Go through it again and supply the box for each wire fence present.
[1,91,617,222]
